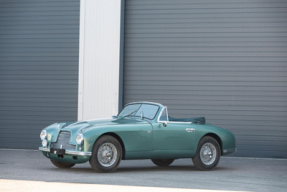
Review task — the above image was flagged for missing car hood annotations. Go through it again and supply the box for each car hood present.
[59,117,149,133]
[45,117,151,144]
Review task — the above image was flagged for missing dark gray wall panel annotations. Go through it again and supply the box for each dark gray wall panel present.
[0,0,80,149]
[123,0,287,158]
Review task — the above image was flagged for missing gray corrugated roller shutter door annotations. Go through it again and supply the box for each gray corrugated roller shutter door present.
[0,0,80,149]
[123,0,287,158]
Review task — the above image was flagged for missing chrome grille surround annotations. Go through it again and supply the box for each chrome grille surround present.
[50,131,76,150]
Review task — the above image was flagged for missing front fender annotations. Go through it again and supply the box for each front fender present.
[82,123,153,154]
[82,126,119,152]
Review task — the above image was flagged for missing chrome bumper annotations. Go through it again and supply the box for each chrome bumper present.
[39,147,92,156]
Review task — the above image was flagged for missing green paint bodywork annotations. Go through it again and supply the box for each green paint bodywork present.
[40,102,236,164]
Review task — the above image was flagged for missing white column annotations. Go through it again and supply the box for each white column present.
[78,0,121,121]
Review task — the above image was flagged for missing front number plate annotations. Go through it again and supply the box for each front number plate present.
[50,148,66,155]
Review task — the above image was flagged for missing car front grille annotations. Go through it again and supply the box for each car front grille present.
[50,131,76,150]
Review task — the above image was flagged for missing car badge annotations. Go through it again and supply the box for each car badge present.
[186,128,195,133]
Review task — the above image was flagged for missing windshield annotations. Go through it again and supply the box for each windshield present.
[118,104,160,120]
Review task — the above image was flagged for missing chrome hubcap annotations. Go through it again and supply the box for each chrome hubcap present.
[200,143,217,165]
[97,142,117,167]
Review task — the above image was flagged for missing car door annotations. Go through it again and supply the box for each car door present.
[151,107,196,159]
[115,119,153,159]
[115,103,160,159]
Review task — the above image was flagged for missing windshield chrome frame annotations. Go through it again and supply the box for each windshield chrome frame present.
[119,103,160,120]
[157,106,193,124]
[157,106,169,123]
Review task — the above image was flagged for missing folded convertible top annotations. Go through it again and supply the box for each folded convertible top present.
[168,116,205,124]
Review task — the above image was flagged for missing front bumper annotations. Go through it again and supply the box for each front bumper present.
[39,147,92,164]
[39,147,92,156]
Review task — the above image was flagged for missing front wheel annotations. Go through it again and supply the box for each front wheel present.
[50,160,75,168]
[151,159,174,166]
[192,136,221,171]
[89,135,122,173]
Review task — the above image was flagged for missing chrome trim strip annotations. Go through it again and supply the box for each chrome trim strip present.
[128,101,163,107]
[157,106,170,122]
[39,147,50,152]
[169,122,192,124]
[157,107,165,123]
[66,151,92,156]
[39,147,92,156]
[166,107,169,122]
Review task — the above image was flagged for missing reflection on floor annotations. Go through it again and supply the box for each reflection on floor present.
[0,179,252,192]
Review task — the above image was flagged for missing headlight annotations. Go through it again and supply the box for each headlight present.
[76,133,84,145]
[42,139,47,147]
[40,130,47,140]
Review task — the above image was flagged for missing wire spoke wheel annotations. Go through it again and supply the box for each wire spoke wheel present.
[200,143,217,165]
[192,136,221,171]
[97,142,118,167]
[89,135,122,173]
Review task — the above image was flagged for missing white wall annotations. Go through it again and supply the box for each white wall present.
[78,0,121,121]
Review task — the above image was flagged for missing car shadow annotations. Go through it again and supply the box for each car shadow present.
[115,165,234,173]
[42,165,234,174]
[116,165,198,173]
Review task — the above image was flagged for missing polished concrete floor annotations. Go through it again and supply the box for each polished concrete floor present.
[0,149,286,192]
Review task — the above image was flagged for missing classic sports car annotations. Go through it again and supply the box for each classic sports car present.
[39,101,236,172]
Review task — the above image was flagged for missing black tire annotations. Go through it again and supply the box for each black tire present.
[89,135,122,173]
[192,136,221,171]
[50,160,75,168]
[151,159,174,167]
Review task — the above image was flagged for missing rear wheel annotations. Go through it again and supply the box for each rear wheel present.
[50,160,75,168]
[192,136,221,171]
[151,159,174,166]
[89,135,122,173]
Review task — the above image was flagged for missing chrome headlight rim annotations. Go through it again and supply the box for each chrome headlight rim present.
[76,133,84,145]
[40,130,47,140]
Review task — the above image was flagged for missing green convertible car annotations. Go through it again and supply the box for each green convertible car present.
[39,101,236,172]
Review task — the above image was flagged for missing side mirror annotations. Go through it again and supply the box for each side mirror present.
[160,121,167,127]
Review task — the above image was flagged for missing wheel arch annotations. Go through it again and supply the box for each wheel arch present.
[96,132,126,159]
[202,133,223,156]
